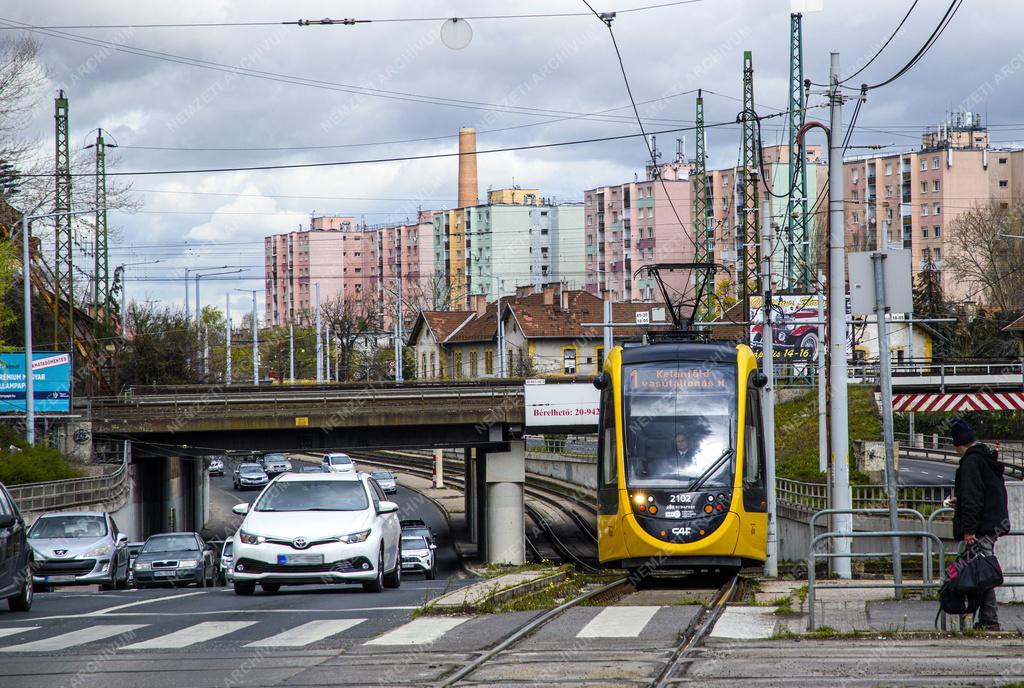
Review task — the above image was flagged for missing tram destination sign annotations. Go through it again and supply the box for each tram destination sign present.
[627,365,730,392]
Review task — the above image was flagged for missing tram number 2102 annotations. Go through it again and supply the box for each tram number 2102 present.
[668,493,695,504]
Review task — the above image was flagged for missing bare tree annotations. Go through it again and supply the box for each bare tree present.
[319,293,383,381]
[947,202,1024,312]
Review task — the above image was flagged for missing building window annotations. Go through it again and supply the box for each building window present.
[934,203,940,214]
[999,180,1009,187]
[562,347,577,375]
[933,180,941,192]
[852,211,860,223]
[885,184,893,196]
[934,248,942,259]
[484,349,494,375]
[852,190,860,202]
[999,157,1008,165]
[932,156,940,169]
[922,227,929,238]
[885,208,893,221]
[453,351,462,379]
[934,225,941,238]
[921,204,928,216]
[920,181,928,193]
[431,352,437,378]
[852,169,860,183]
[587,215,593,225]
[421,353,427,378]
[595,346,605,373]
[919,159,927,171]
[885,163,893,175]
[586,196,592,206]
[469,351,479,377]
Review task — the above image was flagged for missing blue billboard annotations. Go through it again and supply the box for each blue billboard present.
[0,352,72,414]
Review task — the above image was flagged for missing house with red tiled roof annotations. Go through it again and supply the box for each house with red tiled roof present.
[408,283,669,379]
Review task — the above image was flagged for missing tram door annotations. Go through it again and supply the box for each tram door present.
[742,386,767,513]
[596,383,618,516]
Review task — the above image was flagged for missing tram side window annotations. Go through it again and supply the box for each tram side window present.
[743,389,764,487]
[599,386,616,488]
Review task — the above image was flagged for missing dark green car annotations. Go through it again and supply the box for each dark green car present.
[0,482,32,611]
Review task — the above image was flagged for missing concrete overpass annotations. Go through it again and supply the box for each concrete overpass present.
[83,381,599,566]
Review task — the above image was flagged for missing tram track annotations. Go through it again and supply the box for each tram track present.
[343,450,598,570]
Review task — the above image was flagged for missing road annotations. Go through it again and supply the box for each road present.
[0,466,468,688]
[898,456,956,486]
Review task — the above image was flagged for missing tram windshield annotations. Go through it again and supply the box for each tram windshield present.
[622,361,736,489]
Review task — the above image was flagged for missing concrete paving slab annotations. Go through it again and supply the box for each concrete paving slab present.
[427,569,560,608]
[710,606,781,639]
[521,605,702,651]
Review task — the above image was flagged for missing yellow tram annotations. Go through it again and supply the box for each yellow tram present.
[594,341,768,572]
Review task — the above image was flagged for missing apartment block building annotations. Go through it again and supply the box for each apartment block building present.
[433,188,584,310]
[375,210,437,329]
[264,215,378,327]
[843,112,1024,301]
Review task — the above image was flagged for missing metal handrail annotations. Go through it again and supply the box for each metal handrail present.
[8,454,130,514]
[807,529,946,631]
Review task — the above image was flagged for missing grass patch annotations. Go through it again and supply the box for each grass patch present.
[773,605,797,616]
[420,571,616,615]
[474,561,557,579]
[0,424,81,485]
[775,386,878,484]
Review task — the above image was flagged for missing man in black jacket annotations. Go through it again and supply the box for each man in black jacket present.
[951,419,1010,630]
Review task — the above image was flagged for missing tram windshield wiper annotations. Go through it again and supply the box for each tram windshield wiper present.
[686,448,735,493]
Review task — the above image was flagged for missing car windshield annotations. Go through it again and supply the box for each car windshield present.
[401,536,428,550]
[253,480,369,512]
[29,515,108,539]
[143,535,199,553]
[264,454,287,462]
[403,526,430,539]
[127,546,142,556]
[329,455,352,465]
[239,465,264,474]
[372,471,393,480]
[622,361,737,489]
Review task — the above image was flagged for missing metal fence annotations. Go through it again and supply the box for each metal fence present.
[8,458,130,514]
[777,478,951,516]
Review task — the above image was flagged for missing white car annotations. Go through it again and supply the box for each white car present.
[230,472,401,595]
[321,453,356,473]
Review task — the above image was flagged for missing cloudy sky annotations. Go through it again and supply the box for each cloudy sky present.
[5,0,1022,317]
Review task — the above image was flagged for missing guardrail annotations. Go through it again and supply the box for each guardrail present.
[777,478,951,515]
[8,459,130,514]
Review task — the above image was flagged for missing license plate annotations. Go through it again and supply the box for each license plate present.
[278,553,322,565]
[154,570,176,577]
[401,563,417,569]
[45,575,76,583]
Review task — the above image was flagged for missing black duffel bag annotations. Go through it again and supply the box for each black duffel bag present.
[949,545,1004,595]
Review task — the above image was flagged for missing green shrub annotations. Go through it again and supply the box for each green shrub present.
[0,423,82,485]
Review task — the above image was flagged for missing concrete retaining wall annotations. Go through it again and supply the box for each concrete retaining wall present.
[526,453,597,490]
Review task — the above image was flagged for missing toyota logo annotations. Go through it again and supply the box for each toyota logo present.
[292,537,309,549]
[54,549,67,557]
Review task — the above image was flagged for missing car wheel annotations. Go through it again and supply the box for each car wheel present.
[101,570,117,592]
[798,332,818,358]
[233,581,256,596]
[7,565,33,612]
[426,564,437,581]
[383,558,401,589]
[198,567,207,588]
[362,550,385,593]
[116,570,129,590]
[260,583,280,593]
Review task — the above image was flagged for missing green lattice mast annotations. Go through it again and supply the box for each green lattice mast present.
[54,90,73,351]
[785,13,811,291]
[92,129,110,333]
[692,90,714,322]
[739,51,760,332]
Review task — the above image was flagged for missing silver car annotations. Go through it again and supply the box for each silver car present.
[220,537,234,584]
[261,453,292,476]
[28,512,130,590]
[371,470,397,494]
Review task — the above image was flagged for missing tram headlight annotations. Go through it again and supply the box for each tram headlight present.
[632,493,646,505]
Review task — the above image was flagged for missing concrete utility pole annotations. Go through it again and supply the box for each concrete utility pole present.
[288,319,294,383]
[817,276,827,473]
[761,213,778,578]
[251,291,259,385]
[494,276,505,377]
[325,322,332,382]
[315,283,323,383]
[225,294,232,385]
[872,252,903,596]
[828,52,853,579]
[395,273,404,382]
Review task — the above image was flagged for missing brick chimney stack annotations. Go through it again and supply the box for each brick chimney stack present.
[458,128,479,208]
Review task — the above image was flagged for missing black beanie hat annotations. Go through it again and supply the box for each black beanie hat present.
[950,419,976,447]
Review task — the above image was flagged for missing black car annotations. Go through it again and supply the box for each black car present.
[0,482,32,611]
[132,532,216,588]
[400,519,436,546]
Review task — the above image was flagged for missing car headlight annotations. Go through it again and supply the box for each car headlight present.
[82,543,112,558]
[178,559,199,568]
[337,529,371,544]
[238,531,266,545]
[134,561,151,571]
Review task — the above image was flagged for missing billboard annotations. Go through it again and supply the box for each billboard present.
[749,294,823,362]
[0,352,72,414]
[524,382,599,428]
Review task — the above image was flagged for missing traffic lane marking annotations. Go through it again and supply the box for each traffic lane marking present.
[9,606,418,622]
[122,621,257,649]
[245,618,368,647]
[364,616,470,645]
[710,606,779,639]
[0,624,146,653]
[88,590,208,615]
[576,606,661,638]
[0,628,38,640]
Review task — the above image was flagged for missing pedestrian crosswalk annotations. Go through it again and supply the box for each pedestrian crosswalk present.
[0,604,706,653]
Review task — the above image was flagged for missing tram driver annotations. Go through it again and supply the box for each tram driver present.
[673,431,697,465]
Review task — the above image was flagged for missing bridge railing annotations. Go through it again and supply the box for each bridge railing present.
[898,432,1024,479]
[9,453,130,514]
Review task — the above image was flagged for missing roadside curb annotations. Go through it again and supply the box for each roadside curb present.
[427,566,571,612]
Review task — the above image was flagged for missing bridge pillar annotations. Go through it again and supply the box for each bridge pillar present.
[484,440,525,565]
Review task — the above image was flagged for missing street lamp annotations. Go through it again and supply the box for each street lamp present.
[184,265,228,325]
[236,289,262,385]
[195,268,245,343]
[21,208,98,446]
[114,259,163,338]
